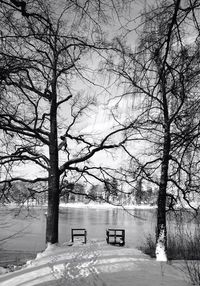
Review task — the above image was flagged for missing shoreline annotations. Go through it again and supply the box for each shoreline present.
[60,202,157,209]
[1,202,157,210]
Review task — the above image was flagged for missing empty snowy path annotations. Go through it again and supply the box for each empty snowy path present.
[0,242,190,286]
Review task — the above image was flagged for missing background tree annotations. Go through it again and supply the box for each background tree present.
[135,179,143,205]
[88,185,99,201]
[103,178,119,203]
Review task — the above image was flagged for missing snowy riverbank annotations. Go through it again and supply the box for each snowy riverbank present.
[59,202,156,210]
[0,241,190,286]
[1,201,157,210]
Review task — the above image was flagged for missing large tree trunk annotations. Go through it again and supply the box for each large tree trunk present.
[46,69,60,244]
[46,155,59,244]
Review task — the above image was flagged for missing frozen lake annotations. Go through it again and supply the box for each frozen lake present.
[0,205,196,266]
[0,205,156,249]
[0,205,157,266]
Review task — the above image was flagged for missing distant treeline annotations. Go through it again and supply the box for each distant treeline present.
[0,179,157,206]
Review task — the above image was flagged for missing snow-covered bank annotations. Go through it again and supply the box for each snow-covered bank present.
[0,241,189,286]
[59,202,157,209]
[1,202,156,210]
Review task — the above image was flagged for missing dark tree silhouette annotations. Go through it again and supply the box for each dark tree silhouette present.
[0,0,129,244]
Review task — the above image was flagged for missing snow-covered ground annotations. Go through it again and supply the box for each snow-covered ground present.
[59,202,156,209]
[2,201,157,210]
[0,241,190,286]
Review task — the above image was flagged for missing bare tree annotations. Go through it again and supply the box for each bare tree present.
[0,0,129,244]
[104,0,200,260]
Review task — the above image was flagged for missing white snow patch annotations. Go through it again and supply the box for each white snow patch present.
[0,267,8,275]
[156,226,167,262]
[59,202,156,209]
[36,243,60,259]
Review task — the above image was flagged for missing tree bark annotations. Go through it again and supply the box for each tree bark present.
[156,128,170,261]
[156,74,171,261]
[46,63,60,244]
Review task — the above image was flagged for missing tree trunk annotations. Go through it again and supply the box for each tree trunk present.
[153,53,171,261]
[46,66,60,244]
[46,162,59,244]
[156,124,170,261]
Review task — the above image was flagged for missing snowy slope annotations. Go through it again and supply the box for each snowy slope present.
[0,241,190,286]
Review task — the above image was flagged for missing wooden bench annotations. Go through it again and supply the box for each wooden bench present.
[106,228,125,246]
[71,228,87,244]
